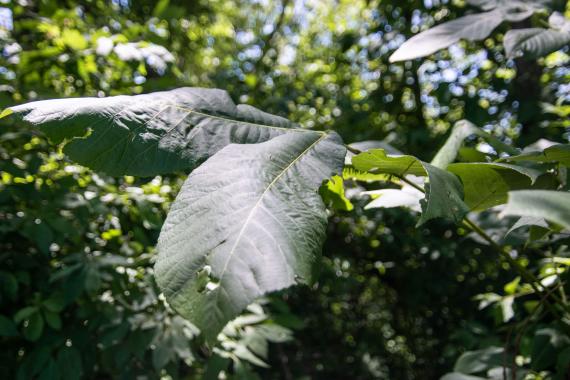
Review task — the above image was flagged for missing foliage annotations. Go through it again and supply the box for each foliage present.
[1,0,570,379]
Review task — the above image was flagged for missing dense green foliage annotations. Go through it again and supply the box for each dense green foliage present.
[1,0,570,379]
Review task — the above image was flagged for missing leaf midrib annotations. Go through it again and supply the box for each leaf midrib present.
[215,132,328,287]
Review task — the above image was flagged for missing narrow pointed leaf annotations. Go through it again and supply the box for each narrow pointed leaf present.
[155,132,345,343]
[504,12,570,58]
[1,87,305,176]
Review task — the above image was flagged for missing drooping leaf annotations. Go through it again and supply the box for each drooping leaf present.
[319,175,354,211]
[431,120,519,169]
[1,87,300,176]
[531,328,570,371]
[389,2,540,63]
[453,346,506,374]
[504,144,570,167]
[447,162,543,211]
[501,190,570,230]
[352,149,469,224]
[155,132,345,343]
[504,12,570,58]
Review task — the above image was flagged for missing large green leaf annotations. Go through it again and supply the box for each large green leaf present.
[1,87,303,176]
[501,190,570,230]
[389,2,540,62]
[447,162,543,211]
[155,132,345,343]
[504,12,570,58]
[352,149,469,224]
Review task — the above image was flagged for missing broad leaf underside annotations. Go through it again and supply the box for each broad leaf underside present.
[156,132,345,342]
[3,87,347,342]
[6,87,300,177]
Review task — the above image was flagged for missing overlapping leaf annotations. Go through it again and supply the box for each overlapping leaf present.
[352,149,469,224]
[1,87,299,176]
[2,87,347,343]
[501,190,570,230]
[504,12,570,58]
[156,132,345,342]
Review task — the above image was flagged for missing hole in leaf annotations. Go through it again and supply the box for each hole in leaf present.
[196,265,220,293]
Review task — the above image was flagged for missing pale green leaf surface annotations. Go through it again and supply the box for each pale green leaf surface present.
[447,162,543,211]
[2,87,307,176]
[353,149,469,224]
[501,190,570,230]
[155,132,345,343]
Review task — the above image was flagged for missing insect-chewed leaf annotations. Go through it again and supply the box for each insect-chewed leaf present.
[155,132,346,343]
[1,87,300,176]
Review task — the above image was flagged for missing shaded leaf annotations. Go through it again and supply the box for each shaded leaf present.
[0,315,19,337]
[353,149,469,224]
[531,328,570,371]
[155,132,345,343]
[501,191,570,230]
[505,144,570,167]
[453,346,506,374]
[319,175,353,211]
[2,87,299,176]
[447,162,543,211]
[431,120,518,169]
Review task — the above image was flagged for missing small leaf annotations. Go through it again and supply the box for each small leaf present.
[0,315,19,337]
[14,306,38,324]
[23,312,44,342]
[501,191,570,230]
[531,328,570,371]
[454,346,506,374]
[56,347,83,380]
[319,175,354,211]
[43,310,62,331]
[353,149,469,224]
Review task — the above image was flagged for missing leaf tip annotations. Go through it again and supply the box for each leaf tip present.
[0,108,13,120]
